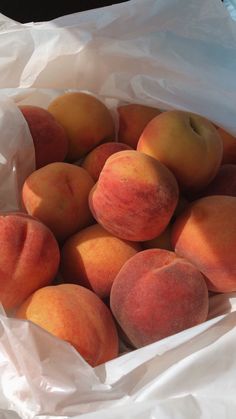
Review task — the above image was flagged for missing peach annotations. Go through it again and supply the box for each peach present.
[0,212,60,311]
[142,224,173,251]
[22,162,95,243]
[19,105,68,169]
[81,141,132,182]
[117,103,162,149]
[110,248,209,348]
[48,92,115,162]
[15,283,119,367]
[217,126,236,165]
[60,223,142,298]
[89,150,179,242]
[171,195,236,293]
[137,110,223,193]
[197,164,236,198]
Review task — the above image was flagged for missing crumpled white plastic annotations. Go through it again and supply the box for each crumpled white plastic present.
[224,0,236,20]
[0,96,35,211]
[1,0,236,134]
[1,297,236,419]
[0,0,236,418]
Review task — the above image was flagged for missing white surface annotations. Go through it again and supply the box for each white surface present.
[0,0,236,418]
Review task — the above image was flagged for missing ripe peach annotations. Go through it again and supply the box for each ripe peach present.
[19,105,68,169]
[117,103,162,149]
[137,110,223,193]
[60,223,142,299]
[89,150,179,242]
[217,126,236,165]
[110,248,209,348]
[0,212,60,311]
[15,283,119,367]
[171,195,236,293]
[198,164,236,198]
[81,141,132,182]
[22,162,95,243]
[48,92,115,162]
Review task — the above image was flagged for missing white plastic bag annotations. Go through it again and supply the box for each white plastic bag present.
[0,95,35,211]
[1,0,236,132]
[224,0,236,20]
[0,0,236,418]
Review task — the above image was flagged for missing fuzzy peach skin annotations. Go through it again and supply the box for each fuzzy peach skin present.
[117,103,162,149]
[48,92,115,162]
[171,195,236,293]
[15,283,119,367]
[137,110,223,194]
[60,223,142,298]
[110,248,208,348]
[197,164,236,198]
[217,126,236,165]
[0,212,60,311]
[89,150,179,242]
[19,105,69,169]
[81,141,132,182]
[22,162,95,243]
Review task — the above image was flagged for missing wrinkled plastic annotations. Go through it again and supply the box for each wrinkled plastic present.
[1,296,236,419]
[0,96,35,211]
[224,0,236,20]
[0,0,236,418]
[0,0,236,134]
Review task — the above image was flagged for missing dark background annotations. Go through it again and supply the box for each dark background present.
[1,0,129,23]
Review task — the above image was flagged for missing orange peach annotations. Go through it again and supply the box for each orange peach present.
[60,223,142,298]
[117,103,162,149]
[48,92,115,162]
[110,248,209,348]
[19,105,68,169]
[81,141,132,182]
[137,110,223,193]
[89,150,179,242]
[171,195,236,293]
[15,283,119,367]
[22,162,95,243]
[0,212,60,311]
[217,126,236,165]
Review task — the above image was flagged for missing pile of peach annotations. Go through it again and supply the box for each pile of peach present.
[1,91,236,367]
